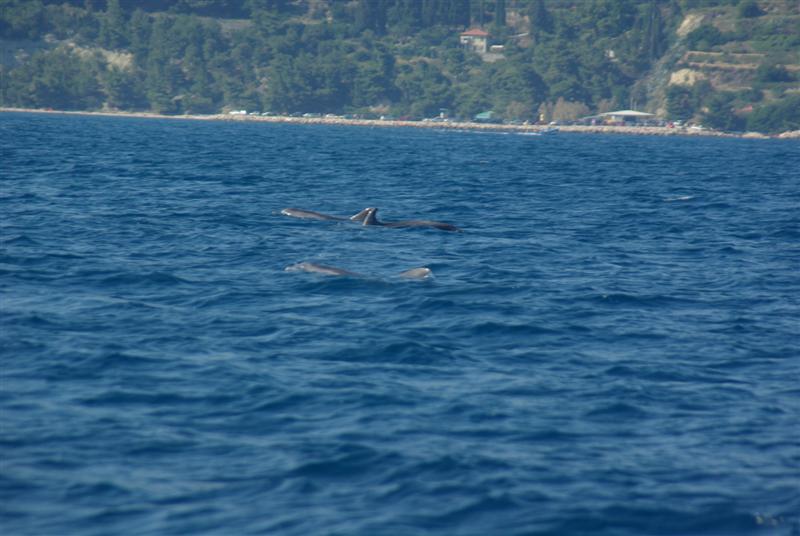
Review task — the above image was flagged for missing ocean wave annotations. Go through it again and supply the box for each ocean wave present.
[3,113,798,536]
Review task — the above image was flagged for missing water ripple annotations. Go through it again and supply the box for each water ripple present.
[1,112,799,536]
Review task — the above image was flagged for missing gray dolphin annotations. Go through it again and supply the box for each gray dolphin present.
[361,207,461,232]
[280,207,372,222]
[285,261,433,280]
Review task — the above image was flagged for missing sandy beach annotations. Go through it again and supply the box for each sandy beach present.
[3,107,798,139]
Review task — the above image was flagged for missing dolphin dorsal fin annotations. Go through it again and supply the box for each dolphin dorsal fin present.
[362,207,380,226]
[349,208,372,222]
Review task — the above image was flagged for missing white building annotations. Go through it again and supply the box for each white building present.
[460,28,489,54]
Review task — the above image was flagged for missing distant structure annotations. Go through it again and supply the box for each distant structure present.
[460,28,489,54]
[474,111,498,123]
[584,110,656,125]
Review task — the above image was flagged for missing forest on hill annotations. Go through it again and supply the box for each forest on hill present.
[1,0,798,133]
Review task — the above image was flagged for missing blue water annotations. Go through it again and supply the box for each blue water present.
[1,112,799,536]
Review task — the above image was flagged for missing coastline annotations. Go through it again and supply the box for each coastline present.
[3,107,798,139]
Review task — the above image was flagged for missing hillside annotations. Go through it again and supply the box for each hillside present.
[1,0,798,133]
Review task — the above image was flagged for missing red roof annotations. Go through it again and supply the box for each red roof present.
[461,28,489,37]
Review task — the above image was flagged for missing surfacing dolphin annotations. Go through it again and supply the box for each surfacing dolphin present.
[285,261,433,280]
[361,207,461,232]
[280,207,372,222]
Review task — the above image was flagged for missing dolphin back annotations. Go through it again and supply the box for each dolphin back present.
[281,208,344,221]
[398,267,433,280]
[285,262,360,277]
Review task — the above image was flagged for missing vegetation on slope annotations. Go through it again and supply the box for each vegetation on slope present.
[1,0,798,133]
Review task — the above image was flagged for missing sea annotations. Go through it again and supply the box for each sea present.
[1,111,798,536]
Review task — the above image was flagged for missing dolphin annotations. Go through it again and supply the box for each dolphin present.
[285,262,433,280]
[361,207,461,232]
[280,207,372,222]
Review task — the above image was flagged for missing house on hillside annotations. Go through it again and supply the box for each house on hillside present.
[460,28,489,54]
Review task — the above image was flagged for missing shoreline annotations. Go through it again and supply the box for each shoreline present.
[3,107,798,139]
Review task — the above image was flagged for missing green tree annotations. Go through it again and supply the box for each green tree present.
[702,92,744,131]
[488,62,546,120]
[666,85,696,120]
[755,63,794,83]
[527,0,553,42]
[737,0,763,18]
[448,0,470,27]
[102,65,146,109]
[352,45,396,107]
[580,0,637,39]
[395,61,452,118]
[388,0,422,33]
[356,0,387,35]
[0,0,45,39]
[493,0,506,27]
[685,24,728,50]
[643,0,665,61]
[3,49,104,110]
[746,95,800,133]
[538,40,589,103]
[128,9,152,64]
[98,0,128,49]
[144,18,182,113]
